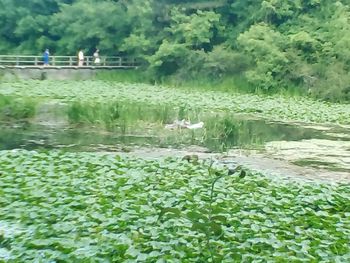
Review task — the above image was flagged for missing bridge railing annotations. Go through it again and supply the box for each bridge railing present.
[0,55,137,68]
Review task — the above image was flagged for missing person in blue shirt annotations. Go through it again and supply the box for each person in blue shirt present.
[43,49,49,66]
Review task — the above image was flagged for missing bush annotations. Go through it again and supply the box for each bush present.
[203,45,251,77]
[147,41,190,79]
[162,45,252,86]
[310,62,350,102]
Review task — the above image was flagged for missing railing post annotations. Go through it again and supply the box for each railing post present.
[16,56,19,66]
[34,57,38,66]
[86,57,90,66]
[52,56,56,66]
[118,57,122,67]
[69,56,72,66]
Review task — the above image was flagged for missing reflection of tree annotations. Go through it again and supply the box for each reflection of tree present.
[203,114,322,151]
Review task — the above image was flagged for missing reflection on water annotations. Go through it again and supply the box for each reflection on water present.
[0,125,158,152]
[202,116,340,151]
[0,115,347,152]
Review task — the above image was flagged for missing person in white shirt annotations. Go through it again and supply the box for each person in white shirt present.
[78,50,84,66]
[93,49,100,65]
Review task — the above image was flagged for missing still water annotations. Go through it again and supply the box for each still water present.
[0,116,346,152]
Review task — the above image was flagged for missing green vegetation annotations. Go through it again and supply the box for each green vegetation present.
[1,0,350,101]
[66,100,196,132]
[0,95,36,120]
[0,150,349,261]
[1,80,350,125]
[1,81,335,152]
[95,70,150,84]
[1,2,350,260]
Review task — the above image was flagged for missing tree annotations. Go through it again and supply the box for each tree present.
[119,0,157,57]
[237,23,289,90]
[49,0,130,54]
[0,0,70,53]
[167,8,221,50]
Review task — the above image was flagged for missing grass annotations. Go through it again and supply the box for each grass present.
[0,94,36,120]
[95,69,150,83]
[203,115,267,151]
[94,70,308,99]
[154,75,257,95]
[66,100,201,130]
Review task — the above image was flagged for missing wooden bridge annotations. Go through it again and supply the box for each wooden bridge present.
[0,55,138,69]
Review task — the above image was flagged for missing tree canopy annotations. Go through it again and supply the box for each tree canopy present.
[1,0,350,101]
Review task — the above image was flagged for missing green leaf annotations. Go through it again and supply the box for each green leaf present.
[186,211,209,222]
[158,207,182,220]
[210,222,223,237]
[211,215,227,224]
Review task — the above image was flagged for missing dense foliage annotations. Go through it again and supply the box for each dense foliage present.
[1,80,350,125]
[0,150,349,261]
[1,0,350,101]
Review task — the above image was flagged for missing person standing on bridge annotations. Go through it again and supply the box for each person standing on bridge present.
[93,49,100,65]
[43,49,49,66]
[78,49,84,66]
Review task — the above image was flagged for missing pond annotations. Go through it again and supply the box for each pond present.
[0,116,341,151]
[1,114,349,176]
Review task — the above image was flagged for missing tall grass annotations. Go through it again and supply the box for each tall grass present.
[95,69,150,83]
[94,68,255,94]
[66,100,202,132]
[95,69,308,99]
[0,95,36,120]
[162,75,256,94]
[164,75,310,99]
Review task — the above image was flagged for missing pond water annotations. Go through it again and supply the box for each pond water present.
[1,114,350,178]
[0,116,347,151]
